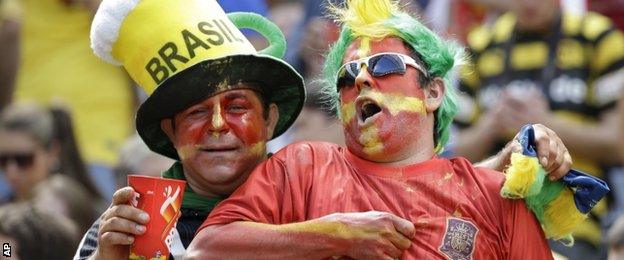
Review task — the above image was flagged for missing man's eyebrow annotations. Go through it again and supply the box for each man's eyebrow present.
[224,92,249,100]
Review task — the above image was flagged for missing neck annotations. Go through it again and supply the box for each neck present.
[185,178,224,200]
[181,164,230,200]
[385,135,436,167]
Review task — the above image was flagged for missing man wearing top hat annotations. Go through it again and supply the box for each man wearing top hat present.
[75,0,305,259]
[76,0,575,259]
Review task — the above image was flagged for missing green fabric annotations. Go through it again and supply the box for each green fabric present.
[161,161,223,214]
[525,173,566,224]
[527,166,547,197]
[227,12,286,58]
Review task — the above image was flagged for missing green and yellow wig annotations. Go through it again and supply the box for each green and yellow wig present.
[320,0,465,152]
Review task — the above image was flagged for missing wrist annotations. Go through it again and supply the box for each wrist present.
[310,215,352,257]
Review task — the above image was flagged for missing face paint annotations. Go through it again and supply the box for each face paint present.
[211,103,225,138]
[170,88,269,194]
[357,37,371,58]
[339,37,433,163]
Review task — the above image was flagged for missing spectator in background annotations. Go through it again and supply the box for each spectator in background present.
[0,103,103,207]
[455,0,624,258]
[290,93,344,146]
[608,215,624,260]
[33,174,105,235]
[49,106,105,203]
[0,0,20,110]
[0,103,58,202]
[0,202,79,259]
[589,0,624,31]
[113,134,174,189]
[621,93,624,163]
[7,0,135,201]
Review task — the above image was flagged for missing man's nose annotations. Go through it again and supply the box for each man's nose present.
[3,160,21,182]
[354,65,374,91]
[207,104,229,135]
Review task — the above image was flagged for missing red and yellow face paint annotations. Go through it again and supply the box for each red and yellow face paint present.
[339,37,430,163]
[171,88,268,186]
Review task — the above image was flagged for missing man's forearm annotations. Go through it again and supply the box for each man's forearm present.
[474,152,507,171]
[186,220,350,259]
[455,119,499,162]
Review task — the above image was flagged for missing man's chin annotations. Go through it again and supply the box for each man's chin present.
[348,144,410,163]
[196,164,244,184]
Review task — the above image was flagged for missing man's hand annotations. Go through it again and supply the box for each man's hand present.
[528,124,572,181]
[477,124,572,181]
[319,211,415,260]
[91,187,149,260]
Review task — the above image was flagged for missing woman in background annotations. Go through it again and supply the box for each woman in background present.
[0,103,57,201]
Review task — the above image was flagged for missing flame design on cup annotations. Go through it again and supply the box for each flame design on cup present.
[159,186,182,248]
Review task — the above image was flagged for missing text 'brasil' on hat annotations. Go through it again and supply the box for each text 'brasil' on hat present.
[90,0,305,159]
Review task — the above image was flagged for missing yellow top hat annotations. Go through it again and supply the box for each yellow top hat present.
[90,0,305,159]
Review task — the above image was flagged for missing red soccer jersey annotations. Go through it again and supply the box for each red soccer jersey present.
[201,142,553,259]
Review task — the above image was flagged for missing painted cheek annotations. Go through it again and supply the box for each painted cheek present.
[176,123,205,160]
[339,89,358,125]
[376,112,422,155]
[226,111,265,147]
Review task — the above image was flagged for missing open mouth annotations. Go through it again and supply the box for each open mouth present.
[357,99,382,123]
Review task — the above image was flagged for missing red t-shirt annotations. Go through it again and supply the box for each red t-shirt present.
[201,142,552,259]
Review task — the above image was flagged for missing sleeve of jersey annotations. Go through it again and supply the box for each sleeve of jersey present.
[73,218,101,260]
[503,197,554,259]
[199,155,296,230]
[590,23,624,110]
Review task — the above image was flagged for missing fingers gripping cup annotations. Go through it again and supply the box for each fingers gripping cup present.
[128,175,186,260]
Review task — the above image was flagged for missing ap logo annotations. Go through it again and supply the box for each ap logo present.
[2,242,10,257]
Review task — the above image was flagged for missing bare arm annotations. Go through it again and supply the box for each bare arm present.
[455,102,507,162]
[186,211,415,260]
[0,18,20,109]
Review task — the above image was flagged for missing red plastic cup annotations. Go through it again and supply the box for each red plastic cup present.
[127,175,186,260]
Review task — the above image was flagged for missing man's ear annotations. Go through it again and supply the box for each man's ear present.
[265,104,279,139]
[425,77,445,113]
[160,119,176,142]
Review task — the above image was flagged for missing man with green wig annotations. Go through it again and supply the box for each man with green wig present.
[187,0,556,259]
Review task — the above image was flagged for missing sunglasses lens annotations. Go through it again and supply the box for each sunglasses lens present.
[337,63,358,90]
[0,156,6,168]
[15,154,34,168]
[0,153,35,169]
[370,54,406,77]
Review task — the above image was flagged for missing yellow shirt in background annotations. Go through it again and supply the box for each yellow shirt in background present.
[0,0,21,21]
[14,0,133,166]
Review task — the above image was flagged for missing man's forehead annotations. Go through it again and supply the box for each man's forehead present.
[343,37,410,62]
[205,88,261,102]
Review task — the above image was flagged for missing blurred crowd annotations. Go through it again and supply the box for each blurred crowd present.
[0,0,623,259]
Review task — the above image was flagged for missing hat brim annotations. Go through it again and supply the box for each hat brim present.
[136,54,305,159]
